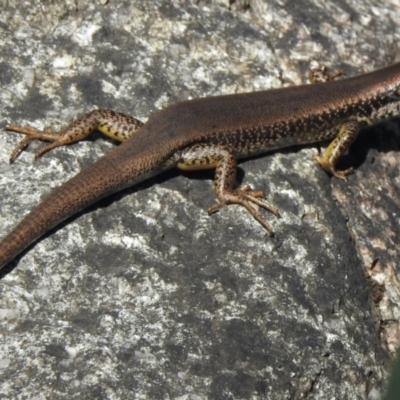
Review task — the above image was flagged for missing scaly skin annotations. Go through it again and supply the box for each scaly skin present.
[2,62,400,270]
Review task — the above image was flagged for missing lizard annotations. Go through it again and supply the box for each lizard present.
[1,62,400,271]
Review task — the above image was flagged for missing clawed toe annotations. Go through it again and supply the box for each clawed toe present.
[9,137,33,163]
[5,123,65,162]
[6,124,41,135]
[208,186,280,235]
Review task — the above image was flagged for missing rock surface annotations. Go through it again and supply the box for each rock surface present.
[1,0,400,398]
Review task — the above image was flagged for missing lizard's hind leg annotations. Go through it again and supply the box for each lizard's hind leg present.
[6,109,144,162]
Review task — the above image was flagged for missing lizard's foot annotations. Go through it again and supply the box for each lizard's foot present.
[6,124,62,163]
[208,185,280,235]
[308,65,344,83]
[315,155,354,179]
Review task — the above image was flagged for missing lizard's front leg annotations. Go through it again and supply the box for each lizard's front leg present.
[177,144,280,234]
[315,120,360,178]
[308,65,360,178]
[5,109,144,162]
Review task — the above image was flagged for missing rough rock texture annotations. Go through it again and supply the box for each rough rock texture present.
[1,0,400,398]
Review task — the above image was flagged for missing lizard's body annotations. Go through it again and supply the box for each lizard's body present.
[1,62,400,270]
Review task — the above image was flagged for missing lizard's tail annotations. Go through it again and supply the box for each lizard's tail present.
[0,133,175,271]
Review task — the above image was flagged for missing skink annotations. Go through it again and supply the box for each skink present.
[1,62,400,271]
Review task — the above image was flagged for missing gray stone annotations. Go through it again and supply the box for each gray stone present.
[1,0,400,398]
